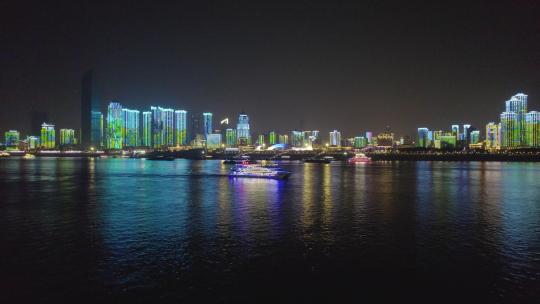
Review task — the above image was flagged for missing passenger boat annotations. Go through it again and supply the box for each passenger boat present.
[222,159,257,165]
[23,153,36,160]
[229,162,291,180]
[304,158,331,164]
[348,153,371,163]
[146,154,175,161]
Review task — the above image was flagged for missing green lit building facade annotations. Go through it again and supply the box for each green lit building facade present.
[225,128,236,147]
[122,108,140,147]
[269,131,276,145]
[258,134,265,146]
[107,102,124,150]
[526,111,540,147]
[40,123,56,149]
[354,136,367,148]
[175,110,187,146]
[500,112,519,148]
[4,130,20,150]
[59,129,76,146]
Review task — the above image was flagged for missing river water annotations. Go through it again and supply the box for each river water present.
[0,158,538,303]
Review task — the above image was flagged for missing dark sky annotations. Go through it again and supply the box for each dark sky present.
[1,0,540,137]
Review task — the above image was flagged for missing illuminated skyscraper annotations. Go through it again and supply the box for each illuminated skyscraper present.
[257,134,265,146]
[451,125,460,138]
[505,93,527,146]
[163,108,174,147]
[279,134,289,145]
[470,130,480,144]
[107,102,123,150]
[151,106,175,148]
[203,112,213,137]
[417,128,429,148]
[59,129,76,147]
[175,110,187,146]
[463,124,471,143]
[122,108,140,147]
[26,136,39,150]
[269,131,276,145]
[291,131,305,148]
[500,112,519,148]
[40,123,56,149]
[526,111,540,147]
[151,106,163,148]
[329,130,341,147]
[485,122,500,149]
[4,130,20,150]
[142,111,152,147]
[236,112,250,145]
[225,128,236,147]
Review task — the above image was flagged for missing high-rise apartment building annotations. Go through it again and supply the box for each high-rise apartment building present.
[526,111,540,147]
[59,129,76,146]
[225,128,236,147]
[175,110,187,146]
[107,102,123,149]
[40,123,56,149]
[505,93,527,146]
[122,108,139,147]
[142,111,152,147]
[500,112,519,148]
[203,112,212,137]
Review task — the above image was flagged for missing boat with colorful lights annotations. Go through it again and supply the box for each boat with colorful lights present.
[229,162,291,180]
[348,153,371,163]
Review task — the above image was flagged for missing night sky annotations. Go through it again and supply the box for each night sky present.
[1,0,540,137]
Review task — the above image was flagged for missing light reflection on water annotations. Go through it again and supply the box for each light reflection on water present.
[0,158,539,302]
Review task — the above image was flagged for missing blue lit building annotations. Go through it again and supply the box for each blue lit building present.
[236,112,250,145]
[142,111,152,147]
[417,128,429,148]
[203,112,212,138]
[151,106,175,148]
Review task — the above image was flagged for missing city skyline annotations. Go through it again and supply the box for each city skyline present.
[5,90,540,151]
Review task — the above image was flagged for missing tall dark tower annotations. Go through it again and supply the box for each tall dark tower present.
[81,70,101,149]
[31,111,49,136]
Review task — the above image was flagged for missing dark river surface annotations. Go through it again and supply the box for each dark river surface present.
[0,158,538,303]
